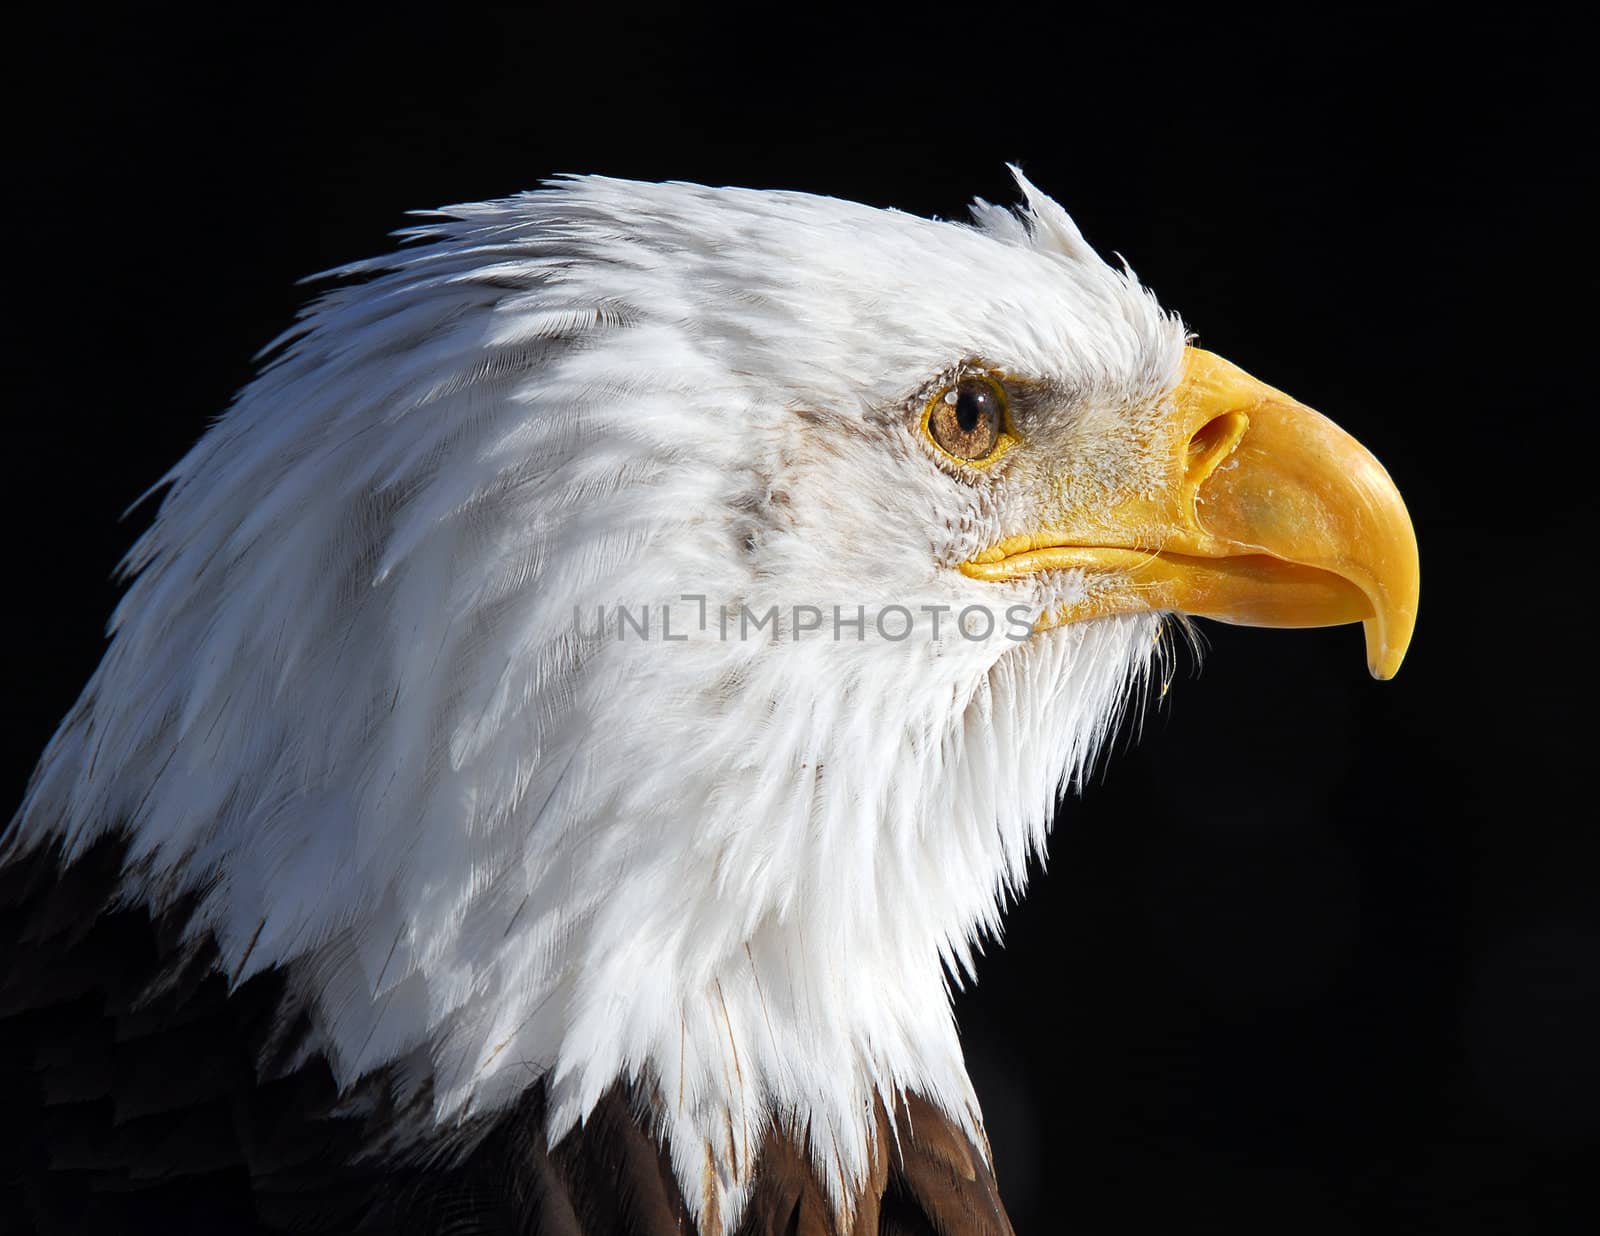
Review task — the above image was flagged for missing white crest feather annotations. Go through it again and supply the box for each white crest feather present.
[10,174,1185,1229]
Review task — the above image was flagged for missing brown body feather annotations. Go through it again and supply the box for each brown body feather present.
[1,836,1013,1235]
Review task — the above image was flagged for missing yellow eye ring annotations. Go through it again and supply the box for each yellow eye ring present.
[921,373,1018,468]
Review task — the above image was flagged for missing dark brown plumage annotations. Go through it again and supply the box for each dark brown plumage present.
[1,835,1013,1235]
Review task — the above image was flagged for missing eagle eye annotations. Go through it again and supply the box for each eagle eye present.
[923,374,1014,466]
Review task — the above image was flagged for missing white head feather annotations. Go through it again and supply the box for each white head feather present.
[12,170,1185,1228]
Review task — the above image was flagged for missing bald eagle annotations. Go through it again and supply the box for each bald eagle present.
[1,172,1417,1235]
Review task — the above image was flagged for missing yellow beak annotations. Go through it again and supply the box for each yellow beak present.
[960,347,1420,679]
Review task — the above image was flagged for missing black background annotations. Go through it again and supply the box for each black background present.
[5,5,1594,1233]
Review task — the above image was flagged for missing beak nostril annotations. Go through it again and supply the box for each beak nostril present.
[1185,411,1250,486]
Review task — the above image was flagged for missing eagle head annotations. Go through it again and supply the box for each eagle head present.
[10,170,1417,1230]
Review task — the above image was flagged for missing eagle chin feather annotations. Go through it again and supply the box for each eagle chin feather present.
[6,171,1184,1233]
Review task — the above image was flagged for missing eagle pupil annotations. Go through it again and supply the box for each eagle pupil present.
[956,386,986,433]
